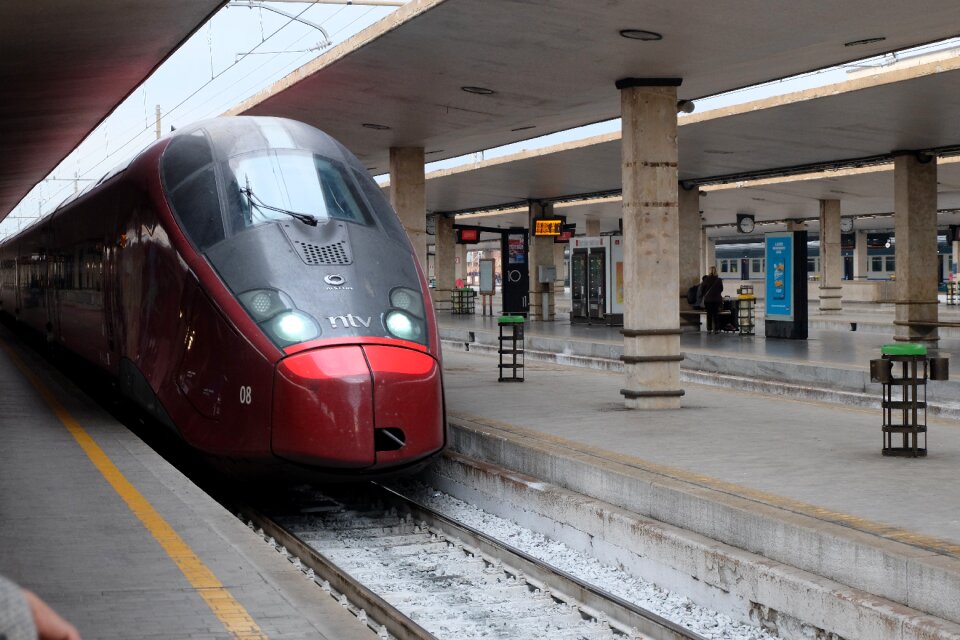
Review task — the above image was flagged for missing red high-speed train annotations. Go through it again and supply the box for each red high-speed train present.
[0,116,446,478]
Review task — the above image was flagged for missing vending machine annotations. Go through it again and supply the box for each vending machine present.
[569,236,624,325]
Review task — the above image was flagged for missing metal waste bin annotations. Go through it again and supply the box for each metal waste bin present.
[870,344,948,457]
[497,315,524,382]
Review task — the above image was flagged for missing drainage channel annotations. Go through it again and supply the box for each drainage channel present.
[238,483,708,640]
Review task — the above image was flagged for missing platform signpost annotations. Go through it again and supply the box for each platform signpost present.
[764,231,808,339]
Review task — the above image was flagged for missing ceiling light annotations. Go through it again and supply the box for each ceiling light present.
[844,37,886,47]
[511,125,536,132]
[362,123,390,130]
[461,86,495,95]
[619,29,662,41]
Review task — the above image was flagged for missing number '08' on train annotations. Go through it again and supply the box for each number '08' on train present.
[0,116,446,479]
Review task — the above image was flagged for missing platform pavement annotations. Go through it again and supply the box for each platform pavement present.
[0,328,371,640]
[435,346,960,636]
[438,308,960,419]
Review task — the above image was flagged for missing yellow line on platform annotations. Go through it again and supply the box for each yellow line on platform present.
[0,342,267,640]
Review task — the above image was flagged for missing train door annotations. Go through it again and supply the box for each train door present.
[570,249,588,322]
[740,258,750,280]
[588,249,606,321]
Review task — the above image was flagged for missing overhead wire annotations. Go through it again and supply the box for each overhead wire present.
[8,2,380,232]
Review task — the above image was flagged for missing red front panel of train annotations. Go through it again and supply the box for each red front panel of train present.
[272,343,443,470]
[363,345,444,466]
[273,345,376,467]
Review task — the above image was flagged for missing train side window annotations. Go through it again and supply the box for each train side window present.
[871,256,883,272]
[885,256,896,272]
[168,166,225,250]
[352,168,406,239]
[730,261,738,273]
[720,260,728,273]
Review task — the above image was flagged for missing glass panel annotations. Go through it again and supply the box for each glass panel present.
[224,150,371,233]
[872,256,883,271]
[168,166,225,250]
[886,256,896,271]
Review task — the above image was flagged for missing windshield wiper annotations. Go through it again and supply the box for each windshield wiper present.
[240,184,318,227]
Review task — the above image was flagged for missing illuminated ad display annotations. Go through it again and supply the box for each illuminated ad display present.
[765,232,794,321]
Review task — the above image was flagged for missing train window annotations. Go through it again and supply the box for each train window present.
[167,166,225,250]
[224,150,371,232]
[885,256,896,272]
[720,261,728,273]
[871,256,883,272]
[352,168,407,239]
[162,132,214,190]
[730,261,738,273]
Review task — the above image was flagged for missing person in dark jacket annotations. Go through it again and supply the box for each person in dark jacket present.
[698,266,724,333]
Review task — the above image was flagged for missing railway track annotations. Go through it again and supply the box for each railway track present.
[238,483,706,640]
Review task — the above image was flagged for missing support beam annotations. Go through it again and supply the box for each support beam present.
[894,154,939,347]
[528,202,555,321]
[584,218,601,237]
[679,186,701,300]
[389,147,426,270]
[818,199,843,313]
[433,215,456,312]
[617,79,683,409]
[854,229,869,280]
[703,234,716,276]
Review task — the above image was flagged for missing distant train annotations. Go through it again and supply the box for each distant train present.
[714,238,954,282]
[0,116,446,478]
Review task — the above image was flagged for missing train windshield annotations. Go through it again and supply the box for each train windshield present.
[223,150,372,233]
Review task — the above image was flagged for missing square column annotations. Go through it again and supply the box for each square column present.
[854,230,869,279]
[703,234,716,279]
[528,201,556,321]
[894,154,939,346]
[679,186,701,300]
[389,147,427,270]
[433,215,456,313]
[584,218,601,236]
[617,78,683,409]
[818,199,843,312]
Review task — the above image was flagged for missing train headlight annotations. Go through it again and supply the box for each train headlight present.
[389,287,424,318]
[385,310,422,341]
[238,289,295,322]
[267,311,320,345]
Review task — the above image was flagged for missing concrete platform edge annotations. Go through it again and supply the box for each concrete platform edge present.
[440,415,960,633]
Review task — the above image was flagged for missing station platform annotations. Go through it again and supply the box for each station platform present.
[433,310,960,638]
[0,327,370,640]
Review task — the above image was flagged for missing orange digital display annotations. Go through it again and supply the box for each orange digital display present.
[534,219,563,236]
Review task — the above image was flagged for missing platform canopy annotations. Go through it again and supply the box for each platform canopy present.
[0,0,225,219]
[234,0,960,174]
[420,56,960,236]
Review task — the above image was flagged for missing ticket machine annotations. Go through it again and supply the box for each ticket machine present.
[569,236,624,326]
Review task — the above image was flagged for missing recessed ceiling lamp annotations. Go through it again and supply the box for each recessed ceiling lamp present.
[511,125,536,132]
[619,29,662,41]
[844,36,886,47]
[461,86,496,95]
[362,123,390,130]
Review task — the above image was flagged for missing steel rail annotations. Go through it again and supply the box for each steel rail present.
[373,484,707,640]
[236,504,439,640]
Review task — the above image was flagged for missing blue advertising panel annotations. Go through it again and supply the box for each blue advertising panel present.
[765,232,794,321]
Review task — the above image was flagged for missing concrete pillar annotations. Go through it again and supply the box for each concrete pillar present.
[818,199,843,313]
[894,154,939,346]
[528,202,556,321]
[389,147,426,270]
[703,234,716,275]
[585,218,601,237]
[854,230,869,279]
[678,186,701,301]
[617,78,683,409]
[433,215,456,312]
[553,243,566,289]
[786,219,807,231]
[455,243,467,282]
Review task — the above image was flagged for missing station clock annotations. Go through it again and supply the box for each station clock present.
[736,213,755,234]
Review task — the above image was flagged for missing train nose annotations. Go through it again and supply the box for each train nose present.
[272,344,444,468]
